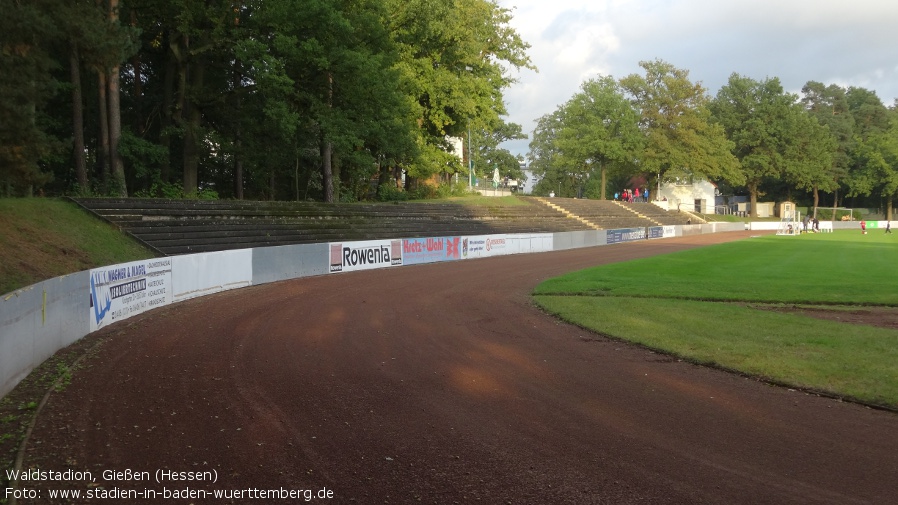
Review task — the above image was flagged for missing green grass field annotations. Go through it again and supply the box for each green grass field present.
[533,231,898,409]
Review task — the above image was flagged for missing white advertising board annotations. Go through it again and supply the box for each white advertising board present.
[462,235,509,259]
[329,239,403,273]
[171,249,253,302]
[89,258,172,332]
[527,233,554,253]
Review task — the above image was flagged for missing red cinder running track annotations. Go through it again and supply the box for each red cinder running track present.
[23,231,898,504]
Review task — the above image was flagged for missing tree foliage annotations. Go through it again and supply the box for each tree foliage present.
[619,60,743,187]
[0,0,532,201]
[5,5,898,214]
[711,74,833,217]
[527,76,643,198]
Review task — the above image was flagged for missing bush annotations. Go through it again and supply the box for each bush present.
[377,183,408,202]
[133,182,219,200]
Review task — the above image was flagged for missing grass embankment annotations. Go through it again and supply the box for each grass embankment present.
[533,232,898,408]
[0,198,155,295]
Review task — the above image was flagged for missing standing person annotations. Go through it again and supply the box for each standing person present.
[886,221,892,234]
[644,188,650,202]
[634,187,641,201]
[861,220,867,234]
[802,215,810,233]
[614,192,619,201]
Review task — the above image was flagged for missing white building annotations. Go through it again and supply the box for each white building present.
[654,176,717,214]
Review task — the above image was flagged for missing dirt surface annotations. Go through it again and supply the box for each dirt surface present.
[17,231,898,504]
[754,304,898,329]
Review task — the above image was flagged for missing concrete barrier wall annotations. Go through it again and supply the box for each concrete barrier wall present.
[1,272,89,396]
[681,224,704,236]
[554,230,604,250]
[2,224,744,398]
[172,250,252,302]
[252,243,328,284]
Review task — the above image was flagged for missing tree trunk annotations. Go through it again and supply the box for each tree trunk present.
[70,44,88,191]
[183,61,205,196]
[234,136,244,200]
[233,65,243,199]
[322,72,335,203]
[183,107,200,196]
[108,63,127,196]
[160,44,177,184]
[332,154,341,201]
[748,181,759,219]
[171,31,190,193]
[831,187,839,222]
[599,161,606,200]
[107,0,127,196]
[322,140,334,203]
[377,158,390,191]
[887,199,893,221]
[97,71,111,186]
[812,183,820,218]
[130,9,143,135]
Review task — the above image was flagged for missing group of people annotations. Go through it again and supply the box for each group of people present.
[615,188,649,203]
[801,215,821,233]
[860,220,892,234]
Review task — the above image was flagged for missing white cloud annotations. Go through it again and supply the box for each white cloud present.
[497,0,898,158]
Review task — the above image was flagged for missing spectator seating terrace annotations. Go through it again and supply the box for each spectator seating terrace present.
[72,197,702,256]
[71,198,581,255]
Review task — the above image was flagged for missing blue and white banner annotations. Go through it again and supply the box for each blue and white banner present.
[648,226,665,239]
[402,236,462,265]
[607,228,648,244]
[89,258,172,331]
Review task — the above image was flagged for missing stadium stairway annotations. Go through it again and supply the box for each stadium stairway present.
[526,197,692,229]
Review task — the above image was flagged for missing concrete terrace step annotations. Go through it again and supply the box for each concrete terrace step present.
[70,197,628,256]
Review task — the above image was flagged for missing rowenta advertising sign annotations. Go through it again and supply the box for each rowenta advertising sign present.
[329,240,403,273]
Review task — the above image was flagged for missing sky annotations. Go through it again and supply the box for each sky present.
[496,0,898,159]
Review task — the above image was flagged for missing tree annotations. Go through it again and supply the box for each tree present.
[384,0,534,187]
[843,90,896,217]
[711,74,833,218]
[619,60,743,189]
[800,81,855,213]
[555,76,642,199]
[471,120,526,184]
[527,109,566,196]
[0,0,61,195]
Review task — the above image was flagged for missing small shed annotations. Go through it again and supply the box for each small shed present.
[777,201,796,219]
